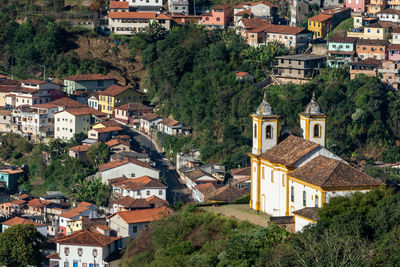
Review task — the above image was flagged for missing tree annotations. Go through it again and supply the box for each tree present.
[87,142,110,166]
[74,178,111,206]
[0,224,46,267]
[143,21,167,43]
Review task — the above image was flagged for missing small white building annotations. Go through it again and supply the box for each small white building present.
[58,202,99,235]
[100,157,160,183]
[377,9,400,24]
[108,12,172,35]
[47,229,122,267]
[157,117,181,136]
[140,113,163,134]
[88,94,99,110]
[182,168,218,190]
[168,0,189,14]
[2,216,47,236]
[114,176,168,200]
[293,207,319,232]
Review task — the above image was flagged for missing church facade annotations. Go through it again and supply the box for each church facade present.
[250,93,383,217]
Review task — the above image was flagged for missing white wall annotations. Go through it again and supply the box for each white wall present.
[288,179,322,214]
[325,189,369,202]
[294,215,315,232]
[55,111,91,140]
[122,187,166,200]
[59,243,104,267]
[308,119,326,147]
[101,163,160,183]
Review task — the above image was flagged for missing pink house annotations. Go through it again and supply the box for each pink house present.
[346,0,370,12]
[202,4,231,29]
[388,44,400,61]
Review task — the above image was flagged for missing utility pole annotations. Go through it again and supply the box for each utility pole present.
[41,65,46,81]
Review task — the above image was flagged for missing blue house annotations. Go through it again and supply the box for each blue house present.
[0,166,24,192]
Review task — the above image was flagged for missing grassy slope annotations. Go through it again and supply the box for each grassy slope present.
[328,18,354,38]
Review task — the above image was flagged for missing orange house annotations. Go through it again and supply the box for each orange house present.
[202,4,231,29]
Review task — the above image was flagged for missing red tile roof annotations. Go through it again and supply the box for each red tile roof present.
[113,196,151,208]
[251,0,278,8]
[195,182,218,197]
[109,11,157,19]
[213,4,231,9]
[388,44,400,50]
[18,194,31,200]
[46,253,60,259]
[27,198,52,208]
[141,113,162,121]
[236,72,249,77]
[52,229,120,247]
[10,199,26,205]
[109,177,129,184]
[96,120,122,127]
[110,206,171,224]
[63,74,115,82]
[250,24,306,34]
[110,1,129,8]
[99,157,157,172]
[99,85,132,97]
[60,107,106,117]
[92,126,123,133]
[234,1,253,8]
[231,166,251,176]
[22,79,48,85]
[78,201,94,207]
[45,97,88,108]
[161,117,180,127]
[241,18,270,29]
[235,9,252,16]
[115,102,153,112]
[60,206,89,219]
[105,139,131,148]
[3,216,45,227]
[69,145,90,152]
[308,13,332,22]
[119,176,167,191]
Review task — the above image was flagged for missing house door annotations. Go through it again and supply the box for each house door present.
[89,264,94,267]
[73,261,78,267]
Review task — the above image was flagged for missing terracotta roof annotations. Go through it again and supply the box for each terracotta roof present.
[92,126,123,133]
[63,74,115,81]
[231,166,251,176]
[115,102,153,112]
[378,8,400,15]
[157,13,172,19]
[357,39,388,46]
[195,182,218,197]
[351,58,382,66]
[46,253,60,259]
[251,0,278,8]
[96,120,122,127]
[0,110,11,115]
[208,186,248,202]
[388,44,400,50]
[105,139,131,148]
[60,206,89,219]
[161,117,180,127]
[60,107,105,117]
[120,176,167,191]
[95,224,111,231]
[78,201,94,207]
[235,9,252,16]
[260,135,320,167]
[109,177,129,184]
[113,196,151,209]
[186,169,216,181]
[292,207,319,222]
[10,199,26,205]
[3,216,44,227]
[45,97,87,108]
[27,198,52,208]
[0,75,7,79]
[110,1,129,8]
[145,195,169,206]
[17,87,39,94]
[234,1,253,8]
[99,157,157,172]
[320,7,349,15]
[69,145,90,152]
[236,72,249,77]
[249,24,306,34]
[52,229,120,247]
[31,103,58,109]
[289,155,383,188]
[328,36,358,43]
[99,85,132,97]
[241,18,270,29]
[110,206,170,224]
[365,21,395,28]
[213,4,231,9]
[22,79,48,85]
[141,113,162,121]
[109,11,157,19]
[19,194,31,200]
[308,13,332,22]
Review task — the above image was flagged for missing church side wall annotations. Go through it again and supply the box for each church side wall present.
[288,180,323,214]
[325,190,369,202]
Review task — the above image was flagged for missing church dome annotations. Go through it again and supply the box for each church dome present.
[256,93,274,116]
[303,93,323,115]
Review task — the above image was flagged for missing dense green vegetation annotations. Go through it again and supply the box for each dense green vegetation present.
[136,25,399,168]
[124,188,400,266]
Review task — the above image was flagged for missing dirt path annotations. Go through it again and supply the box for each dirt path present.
[202,204,270,227]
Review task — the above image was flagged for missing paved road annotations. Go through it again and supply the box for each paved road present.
[125,128,190,204]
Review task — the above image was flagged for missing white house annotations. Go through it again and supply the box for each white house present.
[58,202,99,235]
[249,93,383,219]
[88,94,99,110]
[157,117,181,136]
[112,195,168,213]
[140,113,163,134]
[100,157,160,183]
[377,9,400,24]
[108,12,171,35]
[107,206,170,240]
[2,216,47,236]
[54,107,104,140]
[168,0,189,14]
[293,207,319,232]
[115,176,167,200]
[47,229,121,267]
[181,168,218,190]
[392,27,400,44]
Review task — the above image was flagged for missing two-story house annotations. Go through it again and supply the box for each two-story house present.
[113,102,153,125]
[108,12,172,35]
[349,58,382,79]
[356,39,388,60]
[346,0,371,12]
[98,85,143,115]
[327,36,358,67]
[367,0,387,14]
[201,4,231,29]
[58,202,99,235]
[168,0,189,14]
[377,8,400,23]
[308,13,333,38]
[63,74,116,95]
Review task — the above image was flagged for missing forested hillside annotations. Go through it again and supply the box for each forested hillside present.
[137,25,400,167]
[123,188,400,266]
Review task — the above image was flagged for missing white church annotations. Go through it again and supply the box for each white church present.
[249,93,383,222]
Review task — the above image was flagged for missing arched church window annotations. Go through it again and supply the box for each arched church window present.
[291,186,294,202]
[303,191,306,206]
[254,123,257,138]
[315,195,319,208]
[313,124,321,137]
[266,125,272,139]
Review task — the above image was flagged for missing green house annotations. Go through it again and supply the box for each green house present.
[63,74,116,95]
[327,36,358,68]
[0,166,24,192]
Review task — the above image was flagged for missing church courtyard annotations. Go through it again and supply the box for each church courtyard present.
[202,204,270,227]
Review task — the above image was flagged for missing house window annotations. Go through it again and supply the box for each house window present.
[313,124,321,137]
[64,247,69,256]
[254,123,257,138]
[93,249,98,257]
[64,263,69,267]
[78,248,83,256]
[271,170,274,183]
[303,191,306,206]
[133,226,138,232]
[147,190,150,195]
[216,17,220,21]
[262,167,265,179]
[282,174,285,187]
[291,186,294,202]
[315,195,319,207]
[265,125,272,139]
[97,81,104,86]
[131,173,135,178]
[159,190,162,195]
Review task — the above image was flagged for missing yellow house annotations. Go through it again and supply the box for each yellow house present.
[0,80,20,107]
[307,14,332,39]
[98,85,143,115]
[367,0,387,14]
[363,22,392,40]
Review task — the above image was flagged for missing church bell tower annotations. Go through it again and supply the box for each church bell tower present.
[299,93,326,147]
[251,93,279,155]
